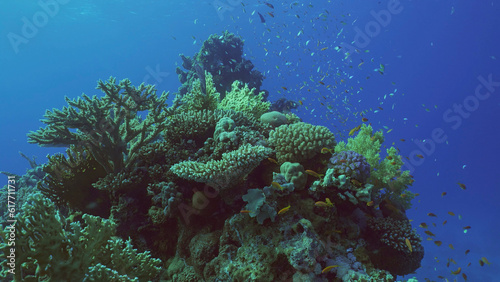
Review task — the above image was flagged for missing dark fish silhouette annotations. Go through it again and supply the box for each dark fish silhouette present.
[258,12,265,23]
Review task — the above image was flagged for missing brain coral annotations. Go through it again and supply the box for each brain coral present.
[268,122,336,163]
[328,150,371,183]
[365,217,424,276]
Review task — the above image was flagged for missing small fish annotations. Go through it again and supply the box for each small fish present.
[419,223,428,228]
[443,220,447,225]
[448,211,455,216]
[305,170,324,180]
[267,157,278,164]
[240,210,251,214]
[427,213,438,217]
[271,182,283,191]
[434,241,442,246]
[281,86,287,90]
[315,198,334,208]
[405,238,412,252]
[278,205,291,215]
[349,124,362,136]
[321,147,333,154]
[366,201,374,207]
[424,230,435,237]
[457,182,466,190]
[350,179,362,187]
[465,249,470,255]
[441,192,447,197]
[257,12,265,23]
[481,257,491,265]
[318,81,325,85]
[479,259,485,267]
[321,265,339,273]
[463,226,471,230]
[462,273,467,281]
[400,138,406,141]
[451,267,461,275]
[386,156,393,160]
[267,12,274,18]
[264,2,274,9]
[362,117,368,122]
[416,154,424,159]
[449,244,454,250]
[321,47,328,51]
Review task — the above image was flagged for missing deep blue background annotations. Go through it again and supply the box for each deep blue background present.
[1,0,498,280]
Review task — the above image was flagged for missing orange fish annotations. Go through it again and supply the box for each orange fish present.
[465,249,470,255]
[319,81,325,85]
[416,154,424,159]
[298,100,303,105]
[441,192,447,197]
[463,226,471,230]
[427,213,438,217]
[240,210,251,214]
[305,170,324,180]
[443,220,447,225]
[434,241,442,246]
[362,117,368,122]
[400,138,405,141]
[321,265,338,273]
[315,198,334,208]
[462,273,468,281]
[405,238,412,252]
[451,267,461,275]
[281,86,288,90]
[278,205,291,215]
[449,244,454,250]
[448,211,455,216]
[386,156,393,160]
[457,182,466,190]
[479,260,485,267]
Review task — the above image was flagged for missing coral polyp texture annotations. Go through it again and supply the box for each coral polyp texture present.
[268,122,336,163]
[2,32,424,281]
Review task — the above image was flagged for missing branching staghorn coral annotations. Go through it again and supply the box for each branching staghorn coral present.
[28,77,174,173]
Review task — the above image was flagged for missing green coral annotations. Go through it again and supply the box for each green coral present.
[335,124,414,208]
[269,122,336,163]
[218,81,270,119]
[27,77,173,173]
[178,71,220,111]
[0,193,162,281]
[37,145,111,217]
[170,144,273,190]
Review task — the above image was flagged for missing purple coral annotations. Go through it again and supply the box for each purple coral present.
[328,151,370,182]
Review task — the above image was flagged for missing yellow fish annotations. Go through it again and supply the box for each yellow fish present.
[278,205,291,215]
[405,238,412,252]
[271,182,283,191]
[305,170,324,180]
[481,257,491,265]
[349,124,362,136]
[321,265,339,273]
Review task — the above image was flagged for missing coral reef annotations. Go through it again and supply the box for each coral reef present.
[10,33,424,281]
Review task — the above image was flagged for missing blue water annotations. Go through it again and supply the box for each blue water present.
[1,0,498,280]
